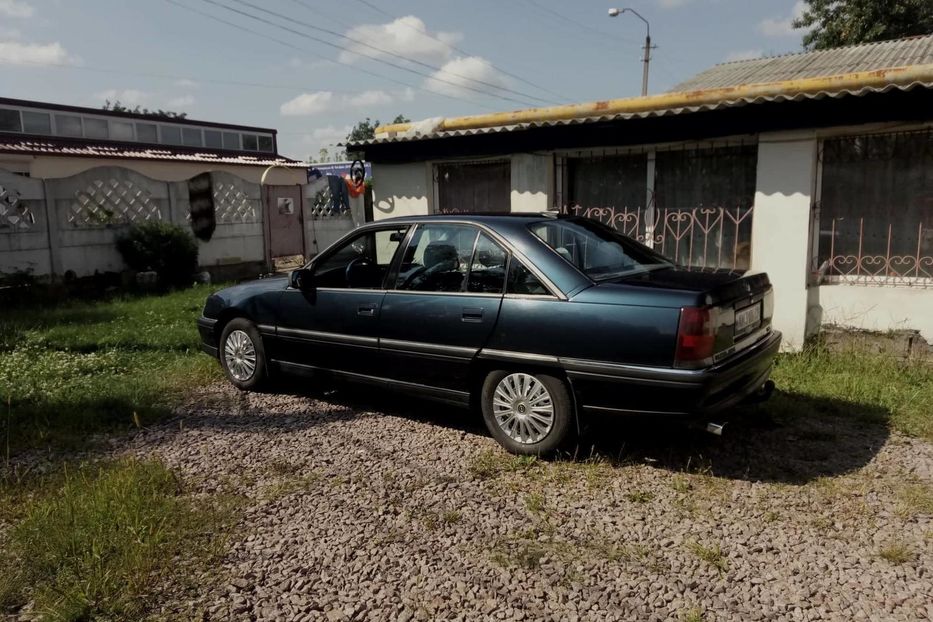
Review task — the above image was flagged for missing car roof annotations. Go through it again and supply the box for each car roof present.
[373,212,559,226]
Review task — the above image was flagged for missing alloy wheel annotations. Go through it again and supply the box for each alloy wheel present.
[492,373,555,444]
[224,329,257,381]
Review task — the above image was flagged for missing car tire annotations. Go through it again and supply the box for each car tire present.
[219,318,269,391]
[481,370,574,456]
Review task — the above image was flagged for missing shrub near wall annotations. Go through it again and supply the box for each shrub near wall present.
[116,222,198,288]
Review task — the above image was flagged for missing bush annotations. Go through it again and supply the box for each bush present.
[116,221,198,287]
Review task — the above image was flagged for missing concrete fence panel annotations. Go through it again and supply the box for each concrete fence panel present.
[0,168,50,277]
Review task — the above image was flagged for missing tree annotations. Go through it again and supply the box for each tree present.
[793,0,933,50]
[102,100,188,120]
[345,115,410,143]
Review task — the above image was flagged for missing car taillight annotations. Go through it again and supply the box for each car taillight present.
[674,306,715,369]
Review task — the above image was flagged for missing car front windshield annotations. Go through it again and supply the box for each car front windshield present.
[528,218,673,280]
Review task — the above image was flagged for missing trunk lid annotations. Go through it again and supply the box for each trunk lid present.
[615,267,774,366]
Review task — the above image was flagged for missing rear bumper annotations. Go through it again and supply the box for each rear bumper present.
[566,330,782,417]
[197,317,219,358]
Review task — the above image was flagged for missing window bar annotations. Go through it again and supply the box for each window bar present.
[857,218,864,284]
[916,222,923,279]
[828,218,836,277]
[886,223,892,279]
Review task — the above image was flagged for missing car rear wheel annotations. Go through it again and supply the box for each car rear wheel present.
[481,370,574,455]
[219,318,268,391]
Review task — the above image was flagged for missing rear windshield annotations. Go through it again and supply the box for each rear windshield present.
[528,218,673,281]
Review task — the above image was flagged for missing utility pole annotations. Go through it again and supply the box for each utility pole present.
[608,8,654,96]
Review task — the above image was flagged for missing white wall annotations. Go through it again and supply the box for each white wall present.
[751,134,817,351]
[511,154,552,212]
[373,162,431,220]
[814,286,933,342]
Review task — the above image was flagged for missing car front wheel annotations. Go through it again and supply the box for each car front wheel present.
[481,370,574,455]
[219,318,268,391]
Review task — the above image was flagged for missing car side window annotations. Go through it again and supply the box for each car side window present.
[467,233,507,294]
[395,224,479,292]
[506,257,550,296]
[313,227,407,289]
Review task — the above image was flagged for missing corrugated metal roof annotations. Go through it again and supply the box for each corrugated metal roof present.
[0,137,306,167]
[354,81,931,146]
[354,36,933,148]
[673,34,933,91]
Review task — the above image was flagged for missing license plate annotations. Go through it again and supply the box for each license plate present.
[735,302,762,336]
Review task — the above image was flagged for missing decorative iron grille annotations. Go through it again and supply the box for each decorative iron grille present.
[212,181,258,224]
[69,179,161,227]
[819,218,933,287]
[0,183,36,231]
[564,204,753,271]
[816,129,933,287]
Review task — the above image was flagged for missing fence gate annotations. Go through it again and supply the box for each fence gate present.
[265,185,305,261]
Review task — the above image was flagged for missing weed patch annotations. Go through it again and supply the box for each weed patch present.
[686,540,728,572]
[0,459,229,620]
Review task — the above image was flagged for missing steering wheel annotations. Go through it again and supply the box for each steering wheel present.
[345,256,372,287]
[399,265,427,289]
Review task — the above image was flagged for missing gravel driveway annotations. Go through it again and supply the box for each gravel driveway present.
[128,383,933,622]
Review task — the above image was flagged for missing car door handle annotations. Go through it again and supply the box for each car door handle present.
[357,303,377,317]
[462,307,484,322]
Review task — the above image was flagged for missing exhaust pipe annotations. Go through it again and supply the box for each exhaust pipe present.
[705,422,726,436]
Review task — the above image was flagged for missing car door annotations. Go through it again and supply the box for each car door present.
[378,224,508,394]
[272,225,408,376]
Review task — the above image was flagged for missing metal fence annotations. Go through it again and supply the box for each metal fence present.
[818,217,933,287]
[563,204,754,271]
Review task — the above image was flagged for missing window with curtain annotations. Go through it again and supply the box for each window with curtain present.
[436,161,510,213]
[818,130,933,283]
[653,144,757,270]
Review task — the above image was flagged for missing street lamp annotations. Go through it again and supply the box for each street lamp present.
[608,7,652,96]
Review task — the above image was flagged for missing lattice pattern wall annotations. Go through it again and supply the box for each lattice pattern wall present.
[68,178,162,227]
[0,183,36,231]
[213,181,259,224]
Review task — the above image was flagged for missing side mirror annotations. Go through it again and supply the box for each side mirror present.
[289,268,315,291]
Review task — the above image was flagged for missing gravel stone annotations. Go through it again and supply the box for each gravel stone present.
[114,382,932,621]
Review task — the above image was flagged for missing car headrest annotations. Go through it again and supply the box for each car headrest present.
[423,242,458,268]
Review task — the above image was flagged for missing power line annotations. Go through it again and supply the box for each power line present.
[517,0,637,46]
[222,0,556,106]
[337,0,569,102]
[163,0,502,112]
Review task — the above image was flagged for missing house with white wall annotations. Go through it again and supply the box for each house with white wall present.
[350,36,933,350]
[0,98,361,282]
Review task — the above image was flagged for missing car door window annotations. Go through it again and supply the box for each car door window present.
[467,233,507,294]
[314,227,407,289]
[506,257,550,296]
[395,224,479,292]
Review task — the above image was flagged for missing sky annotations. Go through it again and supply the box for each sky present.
[0,0,808,161]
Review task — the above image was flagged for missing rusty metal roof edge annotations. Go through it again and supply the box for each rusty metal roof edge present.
[352,80,932,146]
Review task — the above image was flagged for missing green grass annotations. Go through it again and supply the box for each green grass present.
[0,285,221,454]
[877,541,914,565]
[0,460,230,621]
[686,540,728,572]
[770,345,933,440]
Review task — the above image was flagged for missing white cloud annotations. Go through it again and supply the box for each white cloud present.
[0,40,75,66]
[173,79,199,89]
[759,1,806,37]
[423,56,507,98]
[0,26,22,39]
[167,94,195,108]
[0,0,33,18]
[347,89,394,107]
[658,0,692,8]
[96,89,149,106]
[725,49,763,62]
[280,89,407,116]
[339,16,461,65]
[280,91,335,116]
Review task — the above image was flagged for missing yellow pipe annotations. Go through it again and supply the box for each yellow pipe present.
[375,63,933,136]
